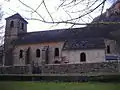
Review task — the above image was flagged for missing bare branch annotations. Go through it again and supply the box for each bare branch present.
[31,0,44,14]
[69,0,98,13]
[18,0,45,21]
[14,0,117,27]
[57,0,67,10]
[100,0,106,16]
[43,0,54,22]
[65,0,107,22]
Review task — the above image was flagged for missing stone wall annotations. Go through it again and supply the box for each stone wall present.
[41,62,119,74]
[13,42,64,66]
[0,62,119,74]
[0,66,30,74]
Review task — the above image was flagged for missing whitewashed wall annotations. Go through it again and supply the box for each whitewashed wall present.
[62,49,105,64]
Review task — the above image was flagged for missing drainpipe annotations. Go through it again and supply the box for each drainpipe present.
[118,55,120,72]
[2,47,5,66]
[2,52,5,66]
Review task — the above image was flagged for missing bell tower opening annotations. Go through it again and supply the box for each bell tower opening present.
[10,21,14,28]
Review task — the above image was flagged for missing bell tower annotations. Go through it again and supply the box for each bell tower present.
[4,13,28,65]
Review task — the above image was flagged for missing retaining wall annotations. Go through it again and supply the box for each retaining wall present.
[42,62,119,74]
[0,66,30,74]
[0,62,119,74]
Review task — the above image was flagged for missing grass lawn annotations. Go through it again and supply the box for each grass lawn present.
[0,82,120,90]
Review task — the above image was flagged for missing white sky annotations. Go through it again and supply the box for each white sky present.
[0,0,112,32]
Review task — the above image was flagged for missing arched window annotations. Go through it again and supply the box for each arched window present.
[26,47,30,64]
[10,21,14,28]
[54,48,59,57]
[19,50,23,58]
[36,49,40,57]
[21,23,24,29]
[80,52,86,62]
[107,45,110,54]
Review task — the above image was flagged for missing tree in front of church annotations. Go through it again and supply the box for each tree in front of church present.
[0,5,4,45]
[0,5,4,65]
[5,0,119,28]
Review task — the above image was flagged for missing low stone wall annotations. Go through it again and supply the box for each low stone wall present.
[41,62,119,74]
[0,66,30,74]
[0,62,119,74]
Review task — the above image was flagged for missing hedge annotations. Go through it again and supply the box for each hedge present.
[0,74,120,82]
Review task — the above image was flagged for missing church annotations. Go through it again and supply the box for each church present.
[1,0,120,67]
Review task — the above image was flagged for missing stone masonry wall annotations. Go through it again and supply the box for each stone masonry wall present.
[41,62,119,74]
[0,66,30,74]
[0,62,119,74]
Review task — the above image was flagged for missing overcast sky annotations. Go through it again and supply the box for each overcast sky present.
[0,0,112,32]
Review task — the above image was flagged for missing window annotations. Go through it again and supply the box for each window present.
[107,45,110,54]
[26,47,30,64]
[36,49,40,57]
[80,52,86,62]
[54,48,59,57]
[21,23,24,29]
[10,21,14,28]
[19,50,23,58]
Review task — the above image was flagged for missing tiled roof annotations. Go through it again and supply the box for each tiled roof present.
[63,38,105,50]
[5,13,28,24]
[15,27,113,45]
[16,28,82,45]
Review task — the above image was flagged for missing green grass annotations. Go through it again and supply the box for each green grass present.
[0,82,120,90]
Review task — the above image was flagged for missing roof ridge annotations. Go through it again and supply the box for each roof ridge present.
[25,27,84,34]
[5,13,28,24]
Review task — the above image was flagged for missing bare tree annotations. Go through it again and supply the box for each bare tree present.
[0,5,4,45]
[5,0,119,28]
[0,5,4,65]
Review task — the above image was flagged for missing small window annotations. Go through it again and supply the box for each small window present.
[107,45,110,54]
[21,23,24,29]
[54,48,59,57]
[80,52,86,62]
[19,50,23,58]
[10,21,14,28]
[36,49,40,57]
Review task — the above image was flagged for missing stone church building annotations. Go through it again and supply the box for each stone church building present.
[1,0,120,66]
